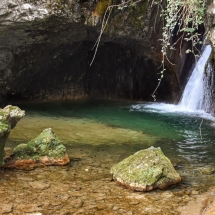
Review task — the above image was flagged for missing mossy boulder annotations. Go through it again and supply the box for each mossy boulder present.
[0,105,25,167]
[4,128,69,168]
[110,147,181,191]
[14,128,66,160]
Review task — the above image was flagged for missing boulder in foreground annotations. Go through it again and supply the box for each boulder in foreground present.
[110,147,181,191]
[0,105,25,167]
[3,128,69,169]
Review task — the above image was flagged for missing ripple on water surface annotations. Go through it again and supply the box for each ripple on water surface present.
[2,99,215,214]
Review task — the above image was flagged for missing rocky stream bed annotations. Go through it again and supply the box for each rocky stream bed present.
[1,100,215,215]
[0,145,214,215]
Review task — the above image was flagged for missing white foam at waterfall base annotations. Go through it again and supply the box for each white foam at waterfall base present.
[131,102,215,122]
[130,45,215,122]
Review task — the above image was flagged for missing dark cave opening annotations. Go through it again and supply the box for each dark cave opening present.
[5,40,177,103]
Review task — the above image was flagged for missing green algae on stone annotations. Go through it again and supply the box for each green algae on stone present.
[13,128,67,160]
[110,147,181,191]
[0,122,10,138]
[1,105,25,128]
[0,105,25,167]
[95,0,112,17]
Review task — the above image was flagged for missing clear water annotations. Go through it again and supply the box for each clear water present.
[7,99,215,188]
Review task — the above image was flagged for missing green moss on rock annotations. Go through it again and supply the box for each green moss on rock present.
[110,147,181,191]
[128,0,147,30]
[95,0,111,17]
[13,128,66,160]
[0,105,25,167]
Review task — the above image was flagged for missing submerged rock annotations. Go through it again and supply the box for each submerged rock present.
[110,147,181,191]
[0,105,25,167]
[3,128,70,168]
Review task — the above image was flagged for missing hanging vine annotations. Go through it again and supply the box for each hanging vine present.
[91,0,206,100]
[151,0,206,100]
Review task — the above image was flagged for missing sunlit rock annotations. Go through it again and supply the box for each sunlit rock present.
[0,105,25,167]
[3,128,70,169]
[201,197,215,214]
[110,146,181,191]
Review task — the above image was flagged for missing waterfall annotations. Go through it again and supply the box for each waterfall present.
[136,45,214,117]
[178,45,213,112]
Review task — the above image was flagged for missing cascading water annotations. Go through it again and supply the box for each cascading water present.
[133,45,214,120]
[178,45,213,112]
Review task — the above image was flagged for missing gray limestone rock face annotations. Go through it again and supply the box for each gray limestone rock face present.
[206,1,215,47]
[0,105,25,167]
[0,0,194,103]
[110,147,181,191]
[205,1,215,115]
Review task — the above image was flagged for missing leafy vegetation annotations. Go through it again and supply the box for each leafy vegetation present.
[151,0,206,100]
[91,0,206,100]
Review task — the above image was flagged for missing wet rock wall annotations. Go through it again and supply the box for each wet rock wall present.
[0,0,194,104]
[205,0,215,114]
